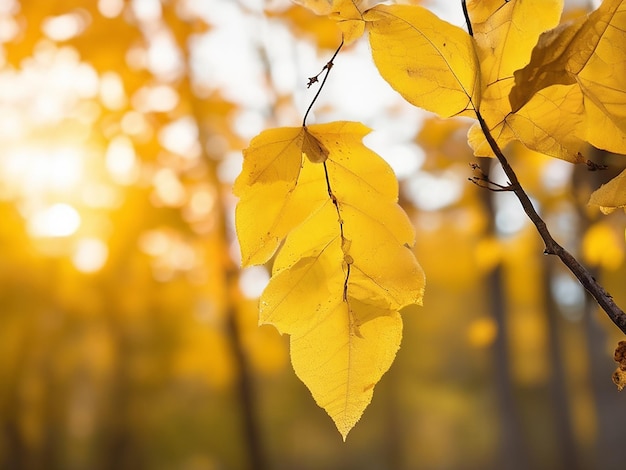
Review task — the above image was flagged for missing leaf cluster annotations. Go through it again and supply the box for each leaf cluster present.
[236,0,626,438]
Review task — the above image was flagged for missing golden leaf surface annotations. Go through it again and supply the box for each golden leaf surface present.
[237,121,424,439]
[589,168,626,213]
[364,4,480,118]
[509,0,626,156]
[233,127,326,266]
[466,0,565,157]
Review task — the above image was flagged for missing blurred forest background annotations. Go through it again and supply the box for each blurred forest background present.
[0,0,625,469]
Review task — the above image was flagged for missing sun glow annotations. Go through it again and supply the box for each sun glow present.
[72,237,109,273]
[28,203,82,238]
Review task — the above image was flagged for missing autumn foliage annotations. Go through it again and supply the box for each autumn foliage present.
[236,0,626,439]
[1,0,626,468]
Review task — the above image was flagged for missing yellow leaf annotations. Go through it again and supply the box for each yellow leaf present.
[470,84,587,163]
[290,299,402,440]
[252,121,424,439]
[582,222,625,270]
[467,0,563,157]
[265,5,342,49]
[295,0,362,17]
[294,0,367,44]
[582,96,626,154]
[503,84,586,162]
[469,0,563,89]
[364,4,480,118]
[510,0,626,155]
[589,169,626,213]
[234,127,326,266]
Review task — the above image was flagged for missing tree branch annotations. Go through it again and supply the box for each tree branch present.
[476,113,626,334]
[461,0,626,335]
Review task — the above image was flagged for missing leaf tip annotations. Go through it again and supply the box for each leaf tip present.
[337,420,356,442]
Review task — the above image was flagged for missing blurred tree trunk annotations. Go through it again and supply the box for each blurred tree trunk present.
[480,158,532,470]
[103,323,143,470]
[185,82,268,469]
[542,260,581,470]
[98,192,150,470]
[486,264,533,470]
[2,336,27,470]
[225,293,268,470]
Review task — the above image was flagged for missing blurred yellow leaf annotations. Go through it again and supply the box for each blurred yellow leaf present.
[237,121,424,439]
[467,317,498,348]
[582,221,625,270]
[416,118,473,170]
[589,169,626,214]
[364,4,480,118]
[265,5,341,49]
[294,0,367,44]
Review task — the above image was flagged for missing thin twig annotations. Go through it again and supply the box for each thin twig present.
[469,163,516,191]
[302,39,344,126]
[461,0,626,335]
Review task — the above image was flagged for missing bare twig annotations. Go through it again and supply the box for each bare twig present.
[469,163,516,191]
[461,0,626,335]
[303,39,344,126]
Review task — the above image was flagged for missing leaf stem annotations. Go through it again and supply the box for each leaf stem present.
[302,39,344,127]
[462,0,626,335]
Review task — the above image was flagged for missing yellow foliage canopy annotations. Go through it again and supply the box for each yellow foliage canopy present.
[236,121,424,439]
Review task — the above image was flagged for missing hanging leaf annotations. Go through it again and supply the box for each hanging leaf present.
[364,4,480,118]
[236,121,424,439]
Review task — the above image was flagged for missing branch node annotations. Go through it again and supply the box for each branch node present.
[468,163,514,192]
